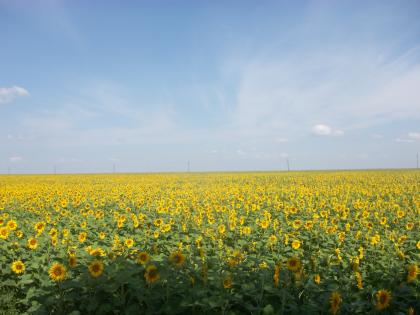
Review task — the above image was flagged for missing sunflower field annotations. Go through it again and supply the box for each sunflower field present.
[0,171,419,314]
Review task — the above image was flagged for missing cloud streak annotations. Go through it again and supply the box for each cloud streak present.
[0,86,29,104]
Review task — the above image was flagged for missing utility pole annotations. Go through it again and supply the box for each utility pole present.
[286,158,290,172]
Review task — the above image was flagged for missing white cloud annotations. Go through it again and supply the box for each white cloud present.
[228,45,420,139]
[236,149,245,156]
[371,134,384,139]
[0,86,29,104]
[408,132,420,140]
[312,124,343,136]
[395,138,414,143]
[275,137,289,143]
[9,156,23,163]
[312,124,332,135]
[395,132,420,143]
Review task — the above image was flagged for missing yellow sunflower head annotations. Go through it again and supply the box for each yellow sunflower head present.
[11,260,25,274]
[286,257,301,272]
[407,264,418,283]
[169,251,185,267]
[0,227,9,239]
[223,275,232,289]
[49,263,66,282]
[329,291,342,315]
[28,237,38,249]
[68,256,77,268]
[7,220,17,231]
[124,238,134,248]
[137,251,150,265]
[34,222,45,233]
[375,289,391,310]
[355,272,363,289]
[78,232,87,243]
[292,219,301,229]
[144,264,160,283]
[88,260,104,278]
[291,239,301,250]
[218,224,226,234]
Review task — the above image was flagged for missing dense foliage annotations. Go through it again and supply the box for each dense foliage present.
[0,171,419,314]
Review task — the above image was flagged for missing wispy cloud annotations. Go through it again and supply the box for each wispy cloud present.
[395,138,414,143]
[312,124,343,136]
[9,156,23,163]
[408,132,420,140]
[395,132,420,143]
[0,86,29,104]
[371,134,384,139]
[226,45,420,138]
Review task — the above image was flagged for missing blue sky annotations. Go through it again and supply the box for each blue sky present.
[1,0,420,173]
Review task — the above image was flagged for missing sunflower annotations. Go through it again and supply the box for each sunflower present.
[286,257,301,272]
[78,232,87,243]
[49,228,58,237]
[223,275,232,289]
[417,240,420,250]
[329,291,342,315]
[28,237,38,249]
[0,227,9,239]
[137,251,150,265]
[314,274,321,284]
[292,219,301,229]
[161,223,171,233]
[49,263,66,281]
[11,260,25,274]
[407,264,418,282]
[144,265,160,283]
[34,222,45,234]
[68,256,77,268]
[89,247,106,257]
[268,234,277,245]
[355,272,363,289]
[88,260,104,278]
[169,251,185,267]
[273,265,280,287]
[125,238,134,248]
[218,224,226,234]
[375,289,391,310]
[304,221,313,229]
[7,220,17,230]
[291,240,301,250]
[260,220,269,229]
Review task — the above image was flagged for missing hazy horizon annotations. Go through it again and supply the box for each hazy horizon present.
[1,1,420,174]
